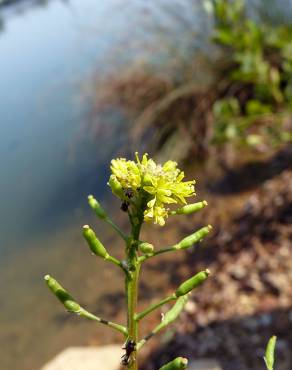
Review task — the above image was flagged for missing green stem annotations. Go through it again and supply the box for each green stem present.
[135,294,176,321]
[105,254,128,273]
[79,308,128,336]
[136,295,189,350]
[126,219,142,370]
[138,246,179,263]
[105,218,128,242]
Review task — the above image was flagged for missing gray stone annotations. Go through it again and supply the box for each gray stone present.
[188,359,222,370]
[40,345,122,370]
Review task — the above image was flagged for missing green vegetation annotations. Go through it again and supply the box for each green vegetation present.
[209,0,292,148]
[45,153,211,370]
[92,0,291,161]
[264,336,277,370]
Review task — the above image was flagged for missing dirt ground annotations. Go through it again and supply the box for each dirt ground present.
[137,146,292,370]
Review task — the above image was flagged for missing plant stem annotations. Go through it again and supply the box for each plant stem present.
[79,308,128,336]
[135,294,176,321]
[105,217,128,241]
[126,219,142,370]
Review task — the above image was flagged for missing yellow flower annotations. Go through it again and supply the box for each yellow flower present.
[110,158,141,190]
[108,153,196,226]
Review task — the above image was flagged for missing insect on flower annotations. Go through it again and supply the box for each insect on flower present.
[120,201,130,212]
[124,188,134,199]
[121,339,136,366]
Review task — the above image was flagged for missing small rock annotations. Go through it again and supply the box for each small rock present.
[41,345,123,370]
[188,359,222,370]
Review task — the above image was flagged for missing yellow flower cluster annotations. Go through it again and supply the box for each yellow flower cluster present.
[109,153,195,226]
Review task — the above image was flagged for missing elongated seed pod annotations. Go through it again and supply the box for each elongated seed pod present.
[159,357,188,370]
[175,269,210,297]
[88,195,107,220]
[264,336,277,370]
[44,275,80,313]
[108,175,125,199]
[161,295,189,327]
[83,225,108,259]
[173,201,208,215]
[138,241,154,254]
[177,225,212,249]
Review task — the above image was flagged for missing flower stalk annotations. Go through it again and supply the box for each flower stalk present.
[44,153,212,369]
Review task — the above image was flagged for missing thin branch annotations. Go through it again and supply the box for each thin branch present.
[135,294,176,321]
[138,245,180,263]
[137,295,189,350]
[79,307,128,336]
[105,217,128,242]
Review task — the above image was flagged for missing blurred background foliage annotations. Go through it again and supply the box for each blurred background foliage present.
[91,0,292,162]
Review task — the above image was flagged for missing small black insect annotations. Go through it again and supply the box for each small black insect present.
[121,339,136,366]
[121,201,130,212]
[124,188,134,199]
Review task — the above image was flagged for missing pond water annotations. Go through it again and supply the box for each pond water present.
[0,1,148,369]
[0,1,212,369]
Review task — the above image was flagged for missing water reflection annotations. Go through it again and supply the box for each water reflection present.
[0,1,131,369]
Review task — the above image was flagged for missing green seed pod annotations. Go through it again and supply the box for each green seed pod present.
[108,175,125,199]
[44,275,80,313]
[177,225,212,249]
[175,269,210,297]
[82,225,108,259]
[173,201,208,215]
[88,195,107,220]
[162,295,189,327]
[138,241,154,254]
[159,357,188,370]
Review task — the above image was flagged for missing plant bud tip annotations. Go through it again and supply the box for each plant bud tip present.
[206,268,211,275]
[207,224,212,230]
[203,200,208,206]
[44,275,50,281]
[83,224,90,229]
[182,358,188,365]
[88,194,93,199]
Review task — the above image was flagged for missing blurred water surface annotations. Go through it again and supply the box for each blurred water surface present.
[0,1,212,369]
[0,1,145,369]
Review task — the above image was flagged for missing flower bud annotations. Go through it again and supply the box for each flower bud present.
[138,241,154,254]
[82,225,108,259]
[44,275,80,313]
[159,357,188,370]
[88,195,107,220]
[108,175,125,199]
[175,270,210,297]
[143,173,152,186]
[173,201,208,215]
[177,225,212,249]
